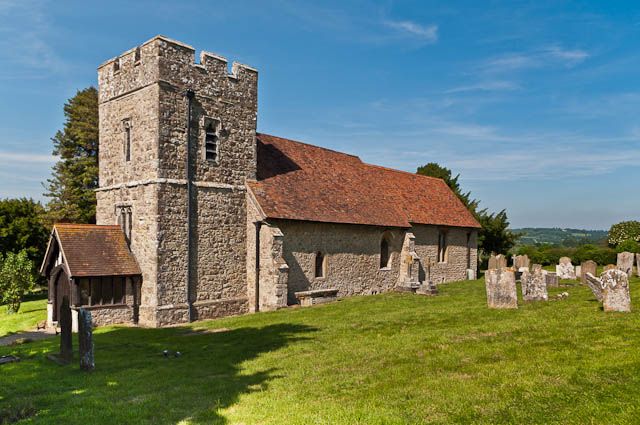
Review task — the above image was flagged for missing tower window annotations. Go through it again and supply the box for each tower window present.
[113,58,120,73]
[123,120,131,162]
[117,205,132,245]
[438,230,448,263]
[203,118,219,162]
[134,47,141,64]
[380,235,391,269]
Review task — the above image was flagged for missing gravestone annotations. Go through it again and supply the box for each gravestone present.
[521,264,548,301]
[485,268,518,309]
[488,254,507,270]
[556,257,576,279]
[601,269,631,312]
[617,252,634,277]
[584,272,604,302]
[604,264,616,271]
[580,260,597,285]
[637,254,640,277]
[544,271,559,287]
[59,296,72,364]
[575,265,582,278]
[466,268,477,280]
[513,255,530,270]
[78,308,95,371]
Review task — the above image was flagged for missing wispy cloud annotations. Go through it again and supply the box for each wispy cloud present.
[479,45,590,74]
[384,20,438,43]
[544,45,589,66]
[0,152,57,164]
[445,80,520,93]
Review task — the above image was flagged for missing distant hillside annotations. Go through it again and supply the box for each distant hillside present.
[512,228,608,247]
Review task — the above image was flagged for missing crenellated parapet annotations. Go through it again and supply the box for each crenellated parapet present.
[98,35,258,104]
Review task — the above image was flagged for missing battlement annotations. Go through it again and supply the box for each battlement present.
[98,35,258,103]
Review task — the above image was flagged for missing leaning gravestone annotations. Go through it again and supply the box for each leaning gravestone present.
[617,252,634,277]
[485,268,518,309]
[556,257,576,279]
[59,297,73,364]
[488,254,507,270]
[78,308,95,371]
[580,260,597,285]
[521,264,548,301]
[601,269,631,312]
[584,272,605,302]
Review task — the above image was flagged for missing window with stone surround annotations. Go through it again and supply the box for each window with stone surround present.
[380,236,391,269]
[438,230,448,263]
[117,205,132,245]
[203,118,220,163]
[315,252,326,278]
[123,119,131,162]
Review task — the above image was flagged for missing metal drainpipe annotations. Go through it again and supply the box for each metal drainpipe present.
[185,89,195,322]
[254,221,263,312]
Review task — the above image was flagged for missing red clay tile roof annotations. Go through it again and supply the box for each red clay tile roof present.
[49,224,141,277]
[248,134,481,229]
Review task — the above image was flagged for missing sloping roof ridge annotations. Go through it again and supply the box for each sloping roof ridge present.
[362,162,447,183]
[257,133,362,161]
[54,223,120,228]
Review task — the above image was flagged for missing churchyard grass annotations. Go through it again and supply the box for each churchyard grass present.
[2,278,640,424]
[0,294,47,337]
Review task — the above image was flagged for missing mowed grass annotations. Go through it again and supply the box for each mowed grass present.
[0,294,47,337]
[2,278,640,424]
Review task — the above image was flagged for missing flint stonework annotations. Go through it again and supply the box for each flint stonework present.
[78,308,95,371]
[617,252,634,277]
[485,268,517,309]
[580,260,597,285]
[601,269,631,312]
[556,257,576,280]
[521,264,548,301]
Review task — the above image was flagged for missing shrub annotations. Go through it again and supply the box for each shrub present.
[0,250,36,313]
[615,239,640,254]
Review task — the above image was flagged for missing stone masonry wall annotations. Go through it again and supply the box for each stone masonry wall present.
[274,220,405,303]
[412,225,477,284]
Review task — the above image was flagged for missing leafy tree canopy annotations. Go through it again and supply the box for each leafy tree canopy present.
[0,250,36,313]
[416,162,518,258]
[0,198,49,265]
[608,221,640,246]
[44,87,99,224]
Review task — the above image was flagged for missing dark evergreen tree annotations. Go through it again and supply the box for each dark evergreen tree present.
[0,198,49,265]
[44,87,99,223]
[417,162,479,212]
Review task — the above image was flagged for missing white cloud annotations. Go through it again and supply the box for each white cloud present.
[0,151,57,164]
[445,80,520,93]
[384,20,438,43]
[545,45,589,66]
[479,45,590,74]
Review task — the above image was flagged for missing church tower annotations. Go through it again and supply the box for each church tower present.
[96,36,258,326]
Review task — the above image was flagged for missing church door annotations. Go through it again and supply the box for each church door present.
[53,269,71,323]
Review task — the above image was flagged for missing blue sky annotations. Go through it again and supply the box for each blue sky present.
[0,0,639,229]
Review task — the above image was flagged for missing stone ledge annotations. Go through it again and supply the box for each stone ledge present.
[294,288,339,307]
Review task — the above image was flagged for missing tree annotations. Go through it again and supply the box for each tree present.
[608,221,640,246]
[45,87,99,224]
[0,250,36,313]
[0,198,49,265]
[416,162,518,259]
[616,239,640,254]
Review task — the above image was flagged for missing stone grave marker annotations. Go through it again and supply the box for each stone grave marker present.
[584,272,604,302]
[580,260,597,285]
[604,264,616,271]
[485,268,518,309]
[556,257,576,279]
[513,255,530,270]
[544,271,559,287]
[617,252,634,277]
[488,254,507,270]
[59,297,72,364]
[637,254,640,277]
[521,264,548,301]
[601,269,631,312]
[78,308,95,371]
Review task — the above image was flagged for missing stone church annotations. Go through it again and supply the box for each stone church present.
[40,36,480,329]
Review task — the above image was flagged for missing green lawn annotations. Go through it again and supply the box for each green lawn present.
[0,295,47,337]
[2,278,640,424]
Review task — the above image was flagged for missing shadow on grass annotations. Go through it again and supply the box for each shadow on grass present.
[3,322,317,424]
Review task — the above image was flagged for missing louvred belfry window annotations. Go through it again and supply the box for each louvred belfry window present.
[204,120,219,162]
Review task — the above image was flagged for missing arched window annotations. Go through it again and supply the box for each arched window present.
[380,236,391,268]
[315,252,325,278]
[438,230,448,263]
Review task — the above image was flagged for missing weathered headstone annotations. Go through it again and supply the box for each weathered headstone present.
[513,255,530,270]
[485,268,518,309]
[466,268,476,280]
[78,308,95,371]
[556,257,576,279]
[488,254,507,270]
[59,296,72,364]
[617,251,634,277]
[601,269,631,312]
[575,265,582,278]
[584,272,605,302]
[637,254,640,277]
[604,264,616,271]
[580,260,597,285]
[544,271,559,287]
[521,264,548,301]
